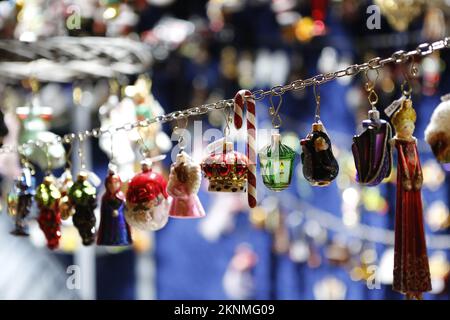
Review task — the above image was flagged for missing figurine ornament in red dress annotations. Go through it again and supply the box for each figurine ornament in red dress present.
[391,98,432,299]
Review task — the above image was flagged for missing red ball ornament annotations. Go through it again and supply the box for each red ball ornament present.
[125,159,169,231]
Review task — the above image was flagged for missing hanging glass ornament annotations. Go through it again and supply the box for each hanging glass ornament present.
[167,122,205,218]
[391,89,432,299]
[35,175,62,250]
[201,105,248,193]
[424,93,450,163]
[7,163,35,236]
[258,95,295,191]
[125,156,169,231]
[68,171,97,246]
[168,151,205,218]
[259,132,296,191]
[97,166,132,246]
[300,85,339,186]
[201,140,248,192]
[352,69,393,186]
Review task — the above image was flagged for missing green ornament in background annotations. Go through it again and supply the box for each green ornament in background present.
[259,132,296,191]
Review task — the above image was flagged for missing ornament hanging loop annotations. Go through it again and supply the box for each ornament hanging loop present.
[401,58,417,98]
[173,117,188,152]
[223,103,232,139]
[77,134,86,171]
[313,82,321,123]
[269,93,283,129]
[364,69,379,110]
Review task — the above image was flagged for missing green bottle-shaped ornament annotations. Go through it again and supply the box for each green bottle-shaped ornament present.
[259,132,296,191]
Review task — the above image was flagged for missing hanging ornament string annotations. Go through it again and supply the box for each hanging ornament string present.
[269,94,283,129]
[364,68,379,111]
[0,38,449,155]
[313,83,321,123]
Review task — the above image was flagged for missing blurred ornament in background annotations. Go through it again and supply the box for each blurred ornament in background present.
[125,157,169,231]
[428,251,450,295]
[201,140,248,193]
[421,52,442,96]
[424,93,450,163]
[313,276,347,300]
[35,175,61,250]
[97,167,132,246]
[374,0,423,32]
[7,164,35,236]
[425,201,449,232]
[422,7,446,41]
[68,171,97,246]
[259,131,296,192]
[16,94,65,170]
[167,151,205,219]
[223,243,258,300]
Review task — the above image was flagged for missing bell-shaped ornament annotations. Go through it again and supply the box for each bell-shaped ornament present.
[68,172,97,246]
[7,166,35,236]
[352,109,393,186]
[125,159,169,231]
[167,151,205,218]
[201,141,248,192]
[97,168,132,246]
[35,175,62,250]
[300,121,339,186]
[259,132,296,191]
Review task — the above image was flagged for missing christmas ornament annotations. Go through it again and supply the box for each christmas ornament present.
[17,80,65,170]
[35,175,62,250]
[374,0,422,32]
[125,156,169,231]
[68,172,97,246]
[233,90,257,207]
[391,95,432,299]
[300,85,339,186]
[258,95,296,191]
[7,163,35,236]
[201,140,248,193]
[97,167,132,246]
[167,148,205,219]
[352,69,393,186]
[424,93,450,163]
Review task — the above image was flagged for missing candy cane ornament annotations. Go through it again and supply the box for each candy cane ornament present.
[233,90,257,208]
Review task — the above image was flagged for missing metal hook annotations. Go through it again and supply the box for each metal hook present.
[364,69,379,110]
[223,104,232,139]
[77,134,86,171]
[136,128,151,159]
[401,58,416,98]
[313,83,321,123]
[174,117,188,152]
[269,94,283,129]
[45,142,52,176]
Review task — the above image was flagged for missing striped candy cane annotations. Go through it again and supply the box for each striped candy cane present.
[234,90,257,208]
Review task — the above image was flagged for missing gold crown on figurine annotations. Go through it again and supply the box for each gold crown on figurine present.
[392,98,417,127]
[201,142,248,193]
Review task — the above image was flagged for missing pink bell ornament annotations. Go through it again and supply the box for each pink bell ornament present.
[125,157,170,231]
[167,151,205,218]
